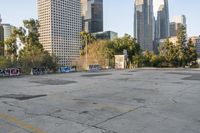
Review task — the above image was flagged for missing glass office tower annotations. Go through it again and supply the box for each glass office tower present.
[156,0,169,39]
[134,0,154,51]
[81,0,103,33]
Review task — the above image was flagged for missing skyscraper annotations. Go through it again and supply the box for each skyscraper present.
[170,15,187,37]
[2,24,14,40]
[172,15,186,27]
[38,0,82,66]
[81,0,103,33]
[169,22,182,37]
[2,24,14,56]
[0,14,3,42]
[156,0,169,39]
[134,0,154,51]
[0,14,4,56]
[190,36,200,55]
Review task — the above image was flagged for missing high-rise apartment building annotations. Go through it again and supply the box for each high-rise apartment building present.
[0,14,3,42]
[0,14,4,56]
[190,36,200,55]
[156,0,169,39]
[2,24,14,56]
[196,37,200,55]
[38,0,82,66]
[172,15,186,27]
[169,22,182,37]
[81,0,103,33]
[134,0,154,51]
[170,15,186,37]
[2,24,14,41]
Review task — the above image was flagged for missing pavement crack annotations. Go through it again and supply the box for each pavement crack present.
[44,113,117,133]
[170,86,191,104]
[24,108,62,117]
[171,92,184,104]
[171,99,177,103]
[2,101,26,110]
[77,125,117,133]
[93,105,146,127]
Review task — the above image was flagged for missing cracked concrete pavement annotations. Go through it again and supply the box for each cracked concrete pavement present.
[0,69,200,133]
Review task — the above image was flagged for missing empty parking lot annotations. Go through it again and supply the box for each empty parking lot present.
[0,69,200,133]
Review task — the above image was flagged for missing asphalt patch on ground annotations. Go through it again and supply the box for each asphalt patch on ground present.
[166,72,200,81]
[171,82,183,84]
[0,94,47,100]
[117,78,130,81]
[128,70,138,72]
[81,73,112,77]
[121,73,133,75]
[132,98,146,103]
[30,79,77,85]
[79,110,89,114]
[182,74,200,81]
[166,72,194,75]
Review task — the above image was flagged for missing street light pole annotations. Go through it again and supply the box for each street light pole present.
[85,37,88,70]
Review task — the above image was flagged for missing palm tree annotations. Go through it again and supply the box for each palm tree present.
[80,31,96,69]
[0,41,4,56]
[80,31,96,49]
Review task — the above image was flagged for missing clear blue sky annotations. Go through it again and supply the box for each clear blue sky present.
[0,0,199,37]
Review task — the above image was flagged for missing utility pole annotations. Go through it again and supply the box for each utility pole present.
[85,37,88,70]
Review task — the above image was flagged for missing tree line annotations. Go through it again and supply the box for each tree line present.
[0,19,57,74]
[79,25,198,69]
[0,20,198,73]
